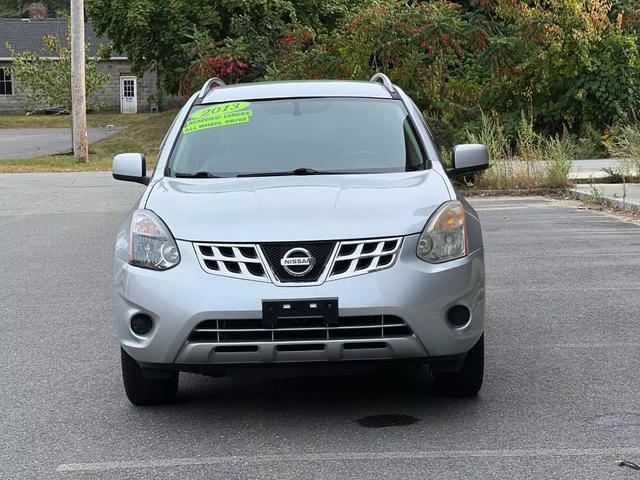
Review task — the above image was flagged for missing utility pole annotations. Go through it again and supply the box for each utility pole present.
[70,0,88,163]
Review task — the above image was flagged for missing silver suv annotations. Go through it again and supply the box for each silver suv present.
[112,75,489,405]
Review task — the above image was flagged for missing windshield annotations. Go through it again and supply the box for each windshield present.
[168,98,426,177]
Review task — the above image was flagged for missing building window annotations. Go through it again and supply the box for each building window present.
[0,67,12,95]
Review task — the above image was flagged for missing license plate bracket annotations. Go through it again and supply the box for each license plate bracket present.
[262,298,338,328]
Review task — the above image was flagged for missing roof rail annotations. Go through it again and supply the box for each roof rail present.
[198,77,227,99]
[369,73,397,95]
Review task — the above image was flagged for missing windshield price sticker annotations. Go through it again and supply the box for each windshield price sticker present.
[183,102,252,134]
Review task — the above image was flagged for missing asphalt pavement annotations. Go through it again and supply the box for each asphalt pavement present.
[0,128,120,159]
[1,172,639,479]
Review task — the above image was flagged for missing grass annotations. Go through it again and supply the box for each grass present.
[0,112,161,129]
[465,112,574,190]
[543,128,575,188]
[0,111,177,173]
[607,123,640,178]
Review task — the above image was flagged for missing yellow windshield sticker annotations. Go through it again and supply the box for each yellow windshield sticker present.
[183,102,252,134]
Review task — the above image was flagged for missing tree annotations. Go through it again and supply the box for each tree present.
[268,0,640,144]
[27,2,47,17]
[0,0,69,16]
[267,1,488,145]
[477,0,640,134]
[7,19,110,113]
[87,0,224,94]
[86,0,368,94]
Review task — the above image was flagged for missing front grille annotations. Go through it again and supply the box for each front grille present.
[260,242,336,283]
[193,243,269,282]
[190,315,412,343]
[328,237,402,280]
[193,237,402,284]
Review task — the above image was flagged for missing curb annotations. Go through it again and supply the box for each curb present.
[569,188,640,212]
[463,188,568,197]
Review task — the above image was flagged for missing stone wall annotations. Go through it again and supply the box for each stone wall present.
[0,60,26,113]
[0,59,162,114]
[91,60,158,112]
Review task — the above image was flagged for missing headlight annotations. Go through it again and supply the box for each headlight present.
[417,200,467,263]
[123,210,180,270]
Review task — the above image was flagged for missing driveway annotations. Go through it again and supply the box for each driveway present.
[0,128,120,159]
[569,158,619,178]
[1,172,639,479]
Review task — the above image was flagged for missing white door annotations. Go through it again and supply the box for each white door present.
[120,76,137,114]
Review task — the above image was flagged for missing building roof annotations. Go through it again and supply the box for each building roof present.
[201,80,393,104]
[0,17,123,59]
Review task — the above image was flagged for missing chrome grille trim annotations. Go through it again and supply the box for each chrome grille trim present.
[194,323,410,333]
[193,243,270,282]
[194,237,402,284]
[189,315,413,343]
[328,237,402,281]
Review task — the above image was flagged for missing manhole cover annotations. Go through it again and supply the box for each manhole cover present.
[355,414,420,428]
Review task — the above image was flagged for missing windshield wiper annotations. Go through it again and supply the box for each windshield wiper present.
[174,171,223,178]
[237,167,343,177]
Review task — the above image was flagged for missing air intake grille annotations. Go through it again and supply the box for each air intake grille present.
[260,242,336,283]
[190,315,412,343]
[328,237,402,280]
[193,243,269,282]
[194,237,402,284]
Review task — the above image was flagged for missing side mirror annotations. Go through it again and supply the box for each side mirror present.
[112,153,149,185]
[447,144,489,178]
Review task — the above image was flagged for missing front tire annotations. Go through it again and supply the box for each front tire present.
[121,348,178,405]
[431,334,484,397]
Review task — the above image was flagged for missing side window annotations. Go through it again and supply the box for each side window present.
[403,118,426,170]
[0,67,13,95]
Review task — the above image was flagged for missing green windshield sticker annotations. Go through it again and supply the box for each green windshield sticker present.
[183,102,252,134]
[190,102,250,119]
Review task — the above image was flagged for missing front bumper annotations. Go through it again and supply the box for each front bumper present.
[114,234,485,366]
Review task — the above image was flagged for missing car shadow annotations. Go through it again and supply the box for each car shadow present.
[134,365,485,427]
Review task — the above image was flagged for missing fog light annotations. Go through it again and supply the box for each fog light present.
[130,314,153,335]
[447,305,470,327]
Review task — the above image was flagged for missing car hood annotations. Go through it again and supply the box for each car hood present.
[145,171,450,242]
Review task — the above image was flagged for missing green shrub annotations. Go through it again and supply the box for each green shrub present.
[543,128,575,188]
[267,0,640,148]
[607,124,640,176]
[267,0,488,143]
[466,114,518,190]
[574,123,605,159]
[465,112,576,189]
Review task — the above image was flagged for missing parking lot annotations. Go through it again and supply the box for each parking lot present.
[1,172,639,479]
[0,128,120,160]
